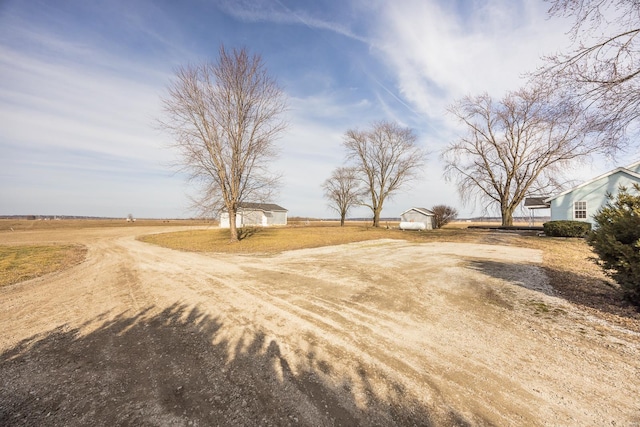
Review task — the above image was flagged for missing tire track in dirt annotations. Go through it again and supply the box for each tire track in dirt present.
[230,246,547,425]
[126,239,585,424]
[2,228,640,426]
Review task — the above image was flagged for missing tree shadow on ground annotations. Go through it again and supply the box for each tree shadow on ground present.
[0,304,474,426]
[237,227,261,241]
[467,260,640,327]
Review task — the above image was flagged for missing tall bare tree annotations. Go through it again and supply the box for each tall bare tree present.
[322,167,362,226]
[344,121,425,227]
[443,84,604,226]
[160,45,287,242]
[540,0,640,146]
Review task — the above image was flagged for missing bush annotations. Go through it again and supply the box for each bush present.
[587,184,640,305]
[431,205,458,229]
[543,220,592,237]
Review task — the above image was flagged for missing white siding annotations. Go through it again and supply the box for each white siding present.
[219,212,242,228]
[269,211,287,225]
[220,209,287,228]
[400,210,434,229]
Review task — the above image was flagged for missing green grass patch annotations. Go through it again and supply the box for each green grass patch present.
[0,244,87,287]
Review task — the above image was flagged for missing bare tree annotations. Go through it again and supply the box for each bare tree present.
[539,0,640,146]
[443,84,604,226]
[344,121,426,227]
[431,205,458,229]
[160,45,287,242]
[322,167,362,226]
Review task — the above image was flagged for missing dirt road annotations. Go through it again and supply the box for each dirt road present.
[1,226,639,426]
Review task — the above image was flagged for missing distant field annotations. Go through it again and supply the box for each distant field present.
[0,219,212,286]
[0,217,542,233]
[0,218,214,232]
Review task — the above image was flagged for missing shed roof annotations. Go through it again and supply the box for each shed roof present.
[238,202,288,212]
[524,197,550,209]
[400,207,435,217]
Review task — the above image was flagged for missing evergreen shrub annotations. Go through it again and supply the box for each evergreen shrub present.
[587,185,640,305]
[543,220,591,237]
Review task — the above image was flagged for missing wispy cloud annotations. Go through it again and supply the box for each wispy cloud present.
[367,0,572,130]
[216,0,369,43]
[0,0,583,218]
[0,45,170,160]
[0,9,190,217]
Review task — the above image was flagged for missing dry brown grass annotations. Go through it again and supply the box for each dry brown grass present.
[506,234,639,326]
[0,244,87,287]
[139,222,493,254]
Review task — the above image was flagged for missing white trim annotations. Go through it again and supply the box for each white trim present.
[545,166,640,203]
[625,159,640,170]
[573,200,587,220]
[400,207,435,217]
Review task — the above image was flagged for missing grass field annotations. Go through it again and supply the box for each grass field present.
[0,244,87,287]
[138,222,493,254]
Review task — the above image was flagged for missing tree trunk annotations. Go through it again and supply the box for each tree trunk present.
[372,207,382,227]
[501,205,514,227]
[228,208,239,242]
[340,215,345,227]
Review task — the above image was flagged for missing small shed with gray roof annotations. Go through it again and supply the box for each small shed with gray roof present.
[220,203,288,228]
[399,207,435,230]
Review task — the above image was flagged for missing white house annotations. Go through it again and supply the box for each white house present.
[544,160,640,225]
[219,203,288,228]
[399,207,435,230]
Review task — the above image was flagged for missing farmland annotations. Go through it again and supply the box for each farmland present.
[0,220,639,426]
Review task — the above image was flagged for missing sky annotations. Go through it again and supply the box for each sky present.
[0,0,627,219]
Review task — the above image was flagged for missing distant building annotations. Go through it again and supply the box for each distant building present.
[219,203,288,228]
[399,207,435,230]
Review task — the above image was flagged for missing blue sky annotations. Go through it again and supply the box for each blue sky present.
[0,0,610,219]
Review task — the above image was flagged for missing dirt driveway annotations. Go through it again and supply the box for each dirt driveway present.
[0,226,639,426]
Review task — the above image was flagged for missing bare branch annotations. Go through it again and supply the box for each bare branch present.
[443,84,602,226]
[538,0,640,145]
[322,167,363,226]
[159,45,287,241]
[343,121,426,227]
[431,205,458,229]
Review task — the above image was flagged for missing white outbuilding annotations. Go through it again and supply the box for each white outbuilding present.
[219,203,288,228]
[399,207,435,230]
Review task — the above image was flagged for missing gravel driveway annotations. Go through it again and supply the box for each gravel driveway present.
[1,226,639,426]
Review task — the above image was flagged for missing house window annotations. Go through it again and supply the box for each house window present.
[574,201,587,219]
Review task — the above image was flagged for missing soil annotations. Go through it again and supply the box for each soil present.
[1,226,639,426]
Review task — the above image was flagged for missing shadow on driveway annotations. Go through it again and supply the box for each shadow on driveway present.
[0,304,474,426]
